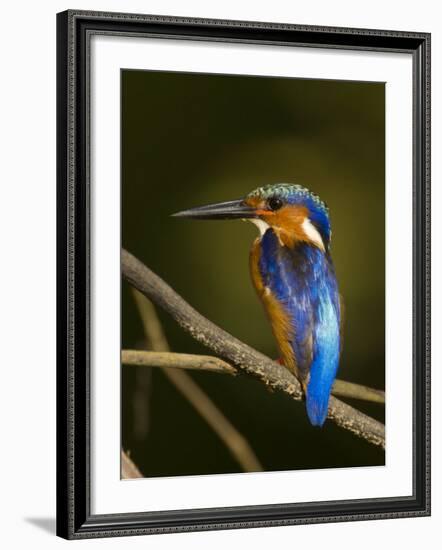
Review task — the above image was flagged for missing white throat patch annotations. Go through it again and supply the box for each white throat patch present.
[248,218,270,236]
[302,218,325,251]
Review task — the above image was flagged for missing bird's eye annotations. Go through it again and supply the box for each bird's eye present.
[268,197,283,211]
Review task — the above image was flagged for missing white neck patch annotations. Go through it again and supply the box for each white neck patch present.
[248,218,270,236]
[302,218,325,251]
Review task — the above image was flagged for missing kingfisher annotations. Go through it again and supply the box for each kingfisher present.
[173,183,341,427]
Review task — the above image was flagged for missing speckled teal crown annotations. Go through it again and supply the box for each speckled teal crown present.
[247,183,328,214]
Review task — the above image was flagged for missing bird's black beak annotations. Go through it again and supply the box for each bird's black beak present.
[172,199,257,220]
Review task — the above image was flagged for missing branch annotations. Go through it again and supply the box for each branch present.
[122,349,384,404]
[122,248,385,449]
[131,288,263,472]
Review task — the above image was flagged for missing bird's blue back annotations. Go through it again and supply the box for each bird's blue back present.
[258,229,340,426]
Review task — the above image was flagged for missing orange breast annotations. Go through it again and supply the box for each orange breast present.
[249,239,298,376]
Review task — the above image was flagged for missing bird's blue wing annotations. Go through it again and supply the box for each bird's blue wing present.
[259,229,340,426]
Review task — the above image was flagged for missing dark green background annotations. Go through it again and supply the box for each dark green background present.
[122,70,385,477]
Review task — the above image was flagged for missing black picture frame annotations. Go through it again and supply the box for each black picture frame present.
[56,9,431,540]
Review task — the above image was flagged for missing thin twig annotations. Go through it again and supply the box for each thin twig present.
[122,350,238,375]
[122,349,384,404]
[164,367,264,472]
[332,379,384,404]
[131,289,264,472]
[132,288,169,352]
[122,249,385,449]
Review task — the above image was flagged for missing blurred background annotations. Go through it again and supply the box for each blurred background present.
[121,69,385,478]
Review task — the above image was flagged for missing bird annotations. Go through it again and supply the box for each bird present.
[172,183,341,427]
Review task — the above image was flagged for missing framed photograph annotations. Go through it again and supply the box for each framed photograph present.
[56,9,430,539]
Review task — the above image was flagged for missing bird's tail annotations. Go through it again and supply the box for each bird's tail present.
[304,305,340,427]
[305,384,331,427]
[305,359,337,427]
